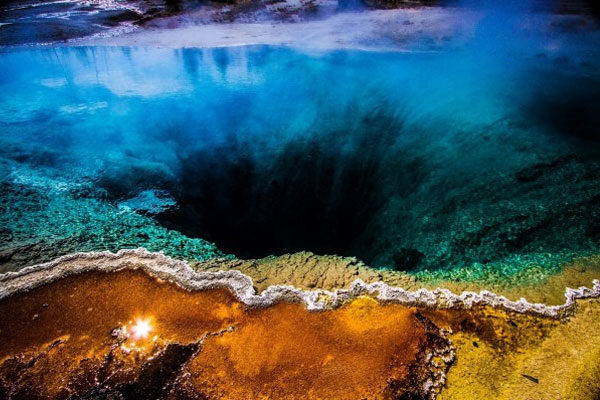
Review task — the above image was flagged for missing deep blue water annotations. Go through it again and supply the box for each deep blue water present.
[0,41,599,277]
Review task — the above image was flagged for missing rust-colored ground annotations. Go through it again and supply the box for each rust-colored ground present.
[0,270,449,400]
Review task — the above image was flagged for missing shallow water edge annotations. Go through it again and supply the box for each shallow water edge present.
[2,248,599,316]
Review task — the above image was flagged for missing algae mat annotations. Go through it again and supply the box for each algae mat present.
[1,250,600,399]
[0,269,451,399]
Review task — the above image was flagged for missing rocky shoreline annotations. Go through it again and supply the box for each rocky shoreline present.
[1,0,598,47]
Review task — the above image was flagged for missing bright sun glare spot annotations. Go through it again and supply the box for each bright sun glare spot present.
[130,318,153,340]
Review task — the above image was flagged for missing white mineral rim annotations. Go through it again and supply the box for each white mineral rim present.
[1,248,599,317]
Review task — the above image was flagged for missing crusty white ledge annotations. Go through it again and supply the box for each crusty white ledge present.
[1,248,599,317]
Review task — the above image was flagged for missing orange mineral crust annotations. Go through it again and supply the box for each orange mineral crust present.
[0,269,452,400]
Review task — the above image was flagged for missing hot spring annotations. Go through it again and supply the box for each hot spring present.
[0,25,599,276]
[3,2,600,399]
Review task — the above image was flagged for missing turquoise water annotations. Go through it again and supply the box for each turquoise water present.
[0,43,599,277]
